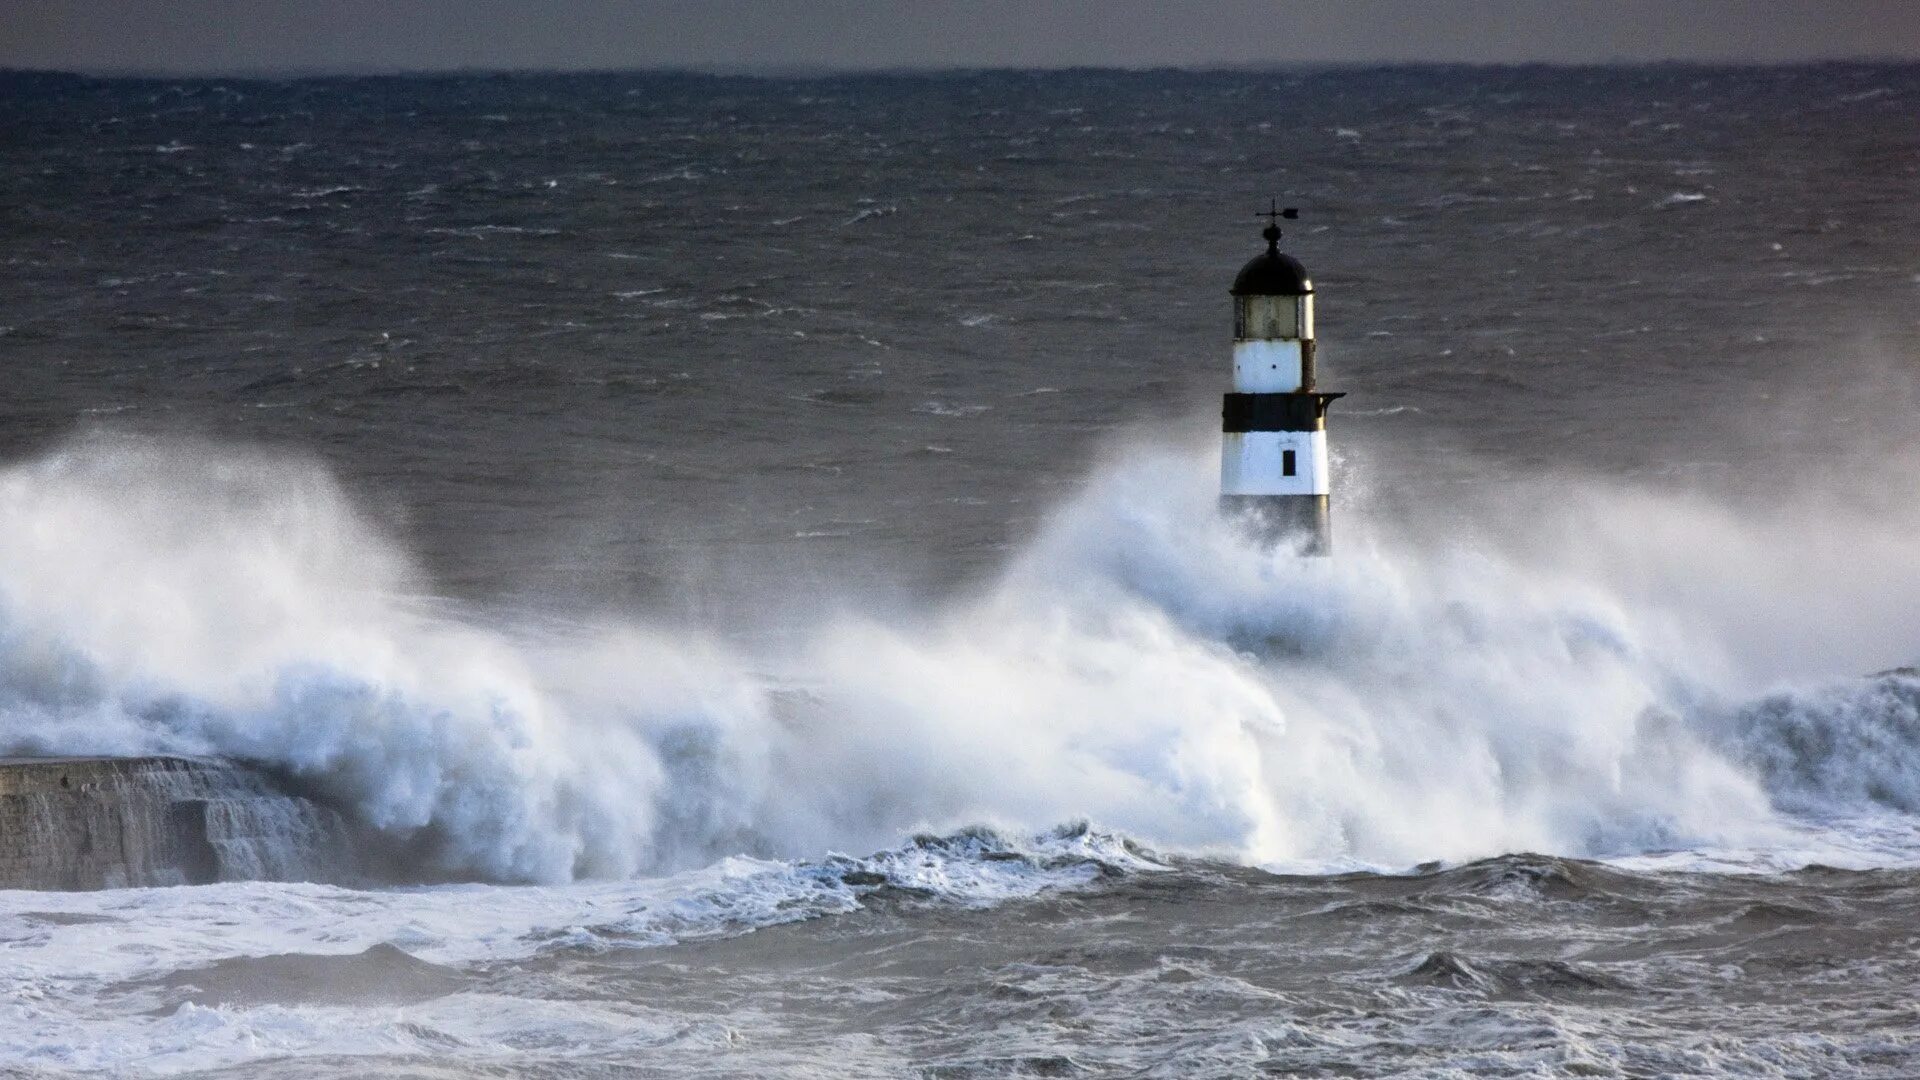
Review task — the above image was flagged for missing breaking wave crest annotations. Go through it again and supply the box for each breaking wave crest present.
[1,434,1917,882]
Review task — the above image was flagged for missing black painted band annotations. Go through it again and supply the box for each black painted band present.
[1222,392,1345,433]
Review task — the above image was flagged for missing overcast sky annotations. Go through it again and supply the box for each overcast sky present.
[6,0,1919,75]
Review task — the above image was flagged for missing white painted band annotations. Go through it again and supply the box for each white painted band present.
[1231,340,1304,394]
[1220,430,1330,495]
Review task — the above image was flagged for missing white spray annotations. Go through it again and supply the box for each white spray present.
[0,433,1916,882]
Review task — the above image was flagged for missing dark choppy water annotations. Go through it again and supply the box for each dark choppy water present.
[8,65,1917,605]
[2,65,1920,1077]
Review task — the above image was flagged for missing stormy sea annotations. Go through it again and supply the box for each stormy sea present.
[3,63,1919,1077]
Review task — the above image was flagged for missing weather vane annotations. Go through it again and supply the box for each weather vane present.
[1258,200,1299,226]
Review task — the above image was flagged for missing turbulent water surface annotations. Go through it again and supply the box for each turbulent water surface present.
[2,64,1920,1077]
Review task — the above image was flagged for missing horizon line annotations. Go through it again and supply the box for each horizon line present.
[7,55,1919,82]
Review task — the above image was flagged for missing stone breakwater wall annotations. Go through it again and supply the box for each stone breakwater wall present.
[0,756,353,890]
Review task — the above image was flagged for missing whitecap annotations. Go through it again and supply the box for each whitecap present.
[912,401,991,417]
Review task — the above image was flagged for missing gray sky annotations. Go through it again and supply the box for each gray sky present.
[6,0,1919,75]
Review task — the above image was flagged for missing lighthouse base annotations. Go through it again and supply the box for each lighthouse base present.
[1220,494,1331,556]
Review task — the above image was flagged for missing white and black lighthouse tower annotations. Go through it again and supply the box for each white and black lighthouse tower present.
[1219,206,1342,555]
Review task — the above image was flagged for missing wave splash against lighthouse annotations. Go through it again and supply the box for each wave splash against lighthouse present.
[2,436,1920,884]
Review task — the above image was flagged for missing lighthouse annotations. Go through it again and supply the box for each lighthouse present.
[1219,206,1342,555]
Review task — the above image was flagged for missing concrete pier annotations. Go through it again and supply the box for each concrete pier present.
[0,756,353,890]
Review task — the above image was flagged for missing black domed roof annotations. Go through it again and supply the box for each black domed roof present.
[1231,224,1311,296]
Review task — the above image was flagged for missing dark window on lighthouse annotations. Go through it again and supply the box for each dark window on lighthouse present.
[1282,449,1297,476]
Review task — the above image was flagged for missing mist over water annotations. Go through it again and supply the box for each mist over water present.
[2,428,1915,884]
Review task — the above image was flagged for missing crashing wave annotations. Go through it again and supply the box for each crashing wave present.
[0,435,1916,882]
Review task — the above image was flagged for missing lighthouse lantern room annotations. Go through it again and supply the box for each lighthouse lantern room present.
[1219,206,1343,554]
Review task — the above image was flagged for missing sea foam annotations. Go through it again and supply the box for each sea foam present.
[0,433,1917,882]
